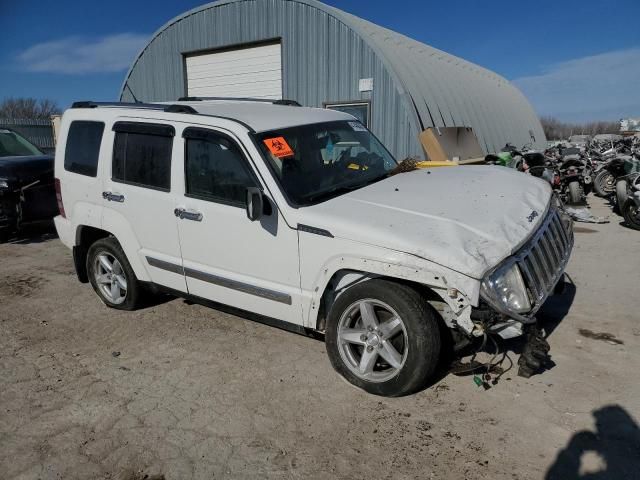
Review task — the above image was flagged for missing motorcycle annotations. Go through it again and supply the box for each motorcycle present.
[621,173,640,230]
[557,153,592,205]
[522,151,555,186]
[484,143,528,169]
[557,161,581,204]
[613,157,640,211]
[593,156,632,197]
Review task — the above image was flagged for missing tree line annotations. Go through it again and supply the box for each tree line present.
[0,97,60,119]
[540,116,620,141]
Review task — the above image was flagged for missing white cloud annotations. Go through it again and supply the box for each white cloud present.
[17,33,149,74]
[513,48,640,122]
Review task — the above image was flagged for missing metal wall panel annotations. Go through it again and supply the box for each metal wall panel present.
[121,0,544,159]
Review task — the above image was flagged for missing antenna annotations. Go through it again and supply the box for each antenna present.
[125,83,141,103]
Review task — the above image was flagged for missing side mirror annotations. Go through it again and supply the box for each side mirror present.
[246,187,263,221]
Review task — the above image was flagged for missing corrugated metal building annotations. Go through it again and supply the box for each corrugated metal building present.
[120,0,545,159]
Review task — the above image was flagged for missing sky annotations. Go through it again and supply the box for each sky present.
[1,0,639,122]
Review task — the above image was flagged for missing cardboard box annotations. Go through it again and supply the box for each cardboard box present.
[419,127,485,164]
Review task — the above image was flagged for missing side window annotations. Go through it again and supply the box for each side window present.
[64,121,105,177]
[112,122,174,191]
[184,129,256,206]
[324,101,371,127]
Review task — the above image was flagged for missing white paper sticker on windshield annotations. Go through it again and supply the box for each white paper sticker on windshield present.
[349,121,367,132]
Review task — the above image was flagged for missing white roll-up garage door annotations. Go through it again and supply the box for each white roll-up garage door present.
[185,43,282,99]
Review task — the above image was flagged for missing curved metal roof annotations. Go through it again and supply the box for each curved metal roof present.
[121,0,545,154]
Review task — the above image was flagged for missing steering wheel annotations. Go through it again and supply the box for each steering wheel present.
[355,152,384,171]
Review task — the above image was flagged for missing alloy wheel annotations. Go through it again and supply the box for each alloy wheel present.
[94,252,128,305]
[337,299,409,383]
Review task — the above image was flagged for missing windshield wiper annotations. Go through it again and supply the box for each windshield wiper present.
[302,173,391,205]
[303,184,363,204]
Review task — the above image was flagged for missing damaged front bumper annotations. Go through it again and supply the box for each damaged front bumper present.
[479,201,574,329]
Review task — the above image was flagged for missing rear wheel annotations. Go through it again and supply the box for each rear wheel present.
[325,279,441,397]
[87,237,143,310]
[568,181,583,205]
[593,170,615,197]
[616,180,628,213]
[622,200,640,230]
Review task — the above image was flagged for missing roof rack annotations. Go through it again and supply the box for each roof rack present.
[69,101,256,133]
[71,101,198,114]
[177,96,301,107]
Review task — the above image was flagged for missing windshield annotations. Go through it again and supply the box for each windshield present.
[0,129,42,157]
[256,121,397,205]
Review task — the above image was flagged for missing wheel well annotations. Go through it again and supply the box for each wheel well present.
[315,270,443,332]
[73,226,111,283]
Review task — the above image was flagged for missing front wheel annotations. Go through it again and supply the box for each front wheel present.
[325,279,441,397]
[593,170,615,197]
[568,181,583,205]
[622,199,640,230]
[87,237,143,310]
[616,180,628,213]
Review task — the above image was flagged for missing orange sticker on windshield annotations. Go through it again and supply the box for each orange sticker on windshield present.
[263,137,294,158]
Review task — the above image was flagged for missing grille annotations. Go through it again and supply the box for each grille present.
[515,205,574,311]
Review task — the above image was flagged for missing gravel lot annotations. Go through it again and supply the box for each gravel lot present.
[1,197,639,480]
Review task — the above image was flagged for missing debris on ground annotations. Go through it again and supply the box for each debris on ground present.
[565,206,609,224]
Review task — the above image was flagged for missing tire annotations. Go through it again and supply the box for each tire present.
[593,170,615,197]
[622,200,640,231]
[325,279,441,397]
[87,237,143,310]
[616,180,628,213]
[568,181,583,205]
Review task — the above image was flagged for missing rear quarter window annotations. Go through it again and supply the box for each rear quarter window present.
[64,121,105,177]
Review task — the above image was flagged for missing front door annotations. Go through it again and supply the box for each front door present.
[175,127,302,324]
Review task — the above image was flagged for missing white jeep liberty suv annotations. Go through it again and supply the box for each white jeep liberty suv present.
[54,99,573,396]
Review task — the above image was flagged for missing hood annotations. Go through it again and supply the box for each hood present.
[0,155,54,185]
[300,166,551,279]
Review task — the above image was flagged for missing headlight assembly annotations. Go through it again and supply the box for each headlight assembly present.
[0,178,8,190]
[481,262,532,314]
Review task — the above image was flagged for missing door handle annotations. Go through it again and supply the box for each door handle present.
[174,207,203,222]
[102,191,125,203]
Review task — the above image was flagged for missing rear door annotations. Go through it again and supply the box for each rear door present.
[174,126,303,324]
[101,120,187,292]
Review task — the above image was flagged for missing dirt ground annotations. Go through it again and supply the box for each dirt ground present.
[1,197,639,480]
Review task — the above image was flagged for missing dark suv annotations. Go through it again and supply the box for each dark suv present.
[0,128,58,242]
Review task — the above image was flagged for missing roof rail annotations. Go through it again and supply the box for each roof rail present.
[177,96,301,107]
[70,100,256,133]
[71,101,198,114]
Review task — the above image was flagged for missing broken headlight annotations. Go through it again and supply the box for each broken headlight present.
[481,262,531,314]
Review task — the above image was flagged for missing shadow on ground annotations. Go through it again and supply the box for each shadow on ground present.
[545,405,640,479]
[539,274,577,338]
[3,222,58,245]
